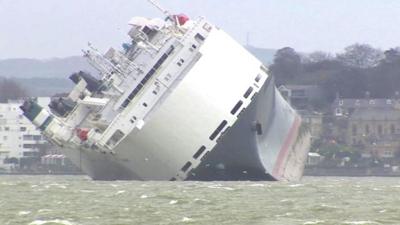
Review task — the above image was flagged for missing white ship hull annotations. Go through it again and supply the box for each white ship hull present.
[61,76,310,181]
[21,11,310,181]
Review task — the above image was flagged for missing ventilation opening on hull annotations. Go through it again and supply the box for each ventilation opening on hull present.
[195,33,205,42]
[209,120,228,141]
[231,101,243,115]
[255,74,262,83]
[260,65,268,74]
[243,87,254,99]
[193,146,206,159]
[106,130,125,147]
[181,162,192,172]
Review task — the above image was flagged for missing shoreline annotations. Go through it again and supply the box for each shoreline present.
[0,172,85,176]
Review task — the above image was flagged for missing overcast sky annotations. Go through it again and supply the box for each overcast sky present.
[0,0,399,59]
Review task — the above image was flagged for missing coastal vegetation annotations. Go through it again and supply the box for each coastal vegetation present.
[270,44,400,112]
[0,78,27,103]
[270,44,400,173]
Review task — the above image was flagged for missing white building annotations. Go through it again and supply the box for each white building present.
[0,98,50,169]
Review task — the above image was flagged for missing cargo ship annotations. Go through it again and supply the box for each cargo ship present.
[20,1,310,181]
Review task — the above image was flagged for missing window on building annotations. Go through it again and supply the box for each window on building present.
[33,135,41,141]
[20,127,27,132]
[352,124,357,136]
[23,135,33,140]
[23,151,38,157]
[23,144,37,149]
[378,125,383,136]
[391,124,396,134]
[383,150,393,158]
[365,125,370,135]
[4,127,9,131]
[336,108,343,116]
[3,136,7,141]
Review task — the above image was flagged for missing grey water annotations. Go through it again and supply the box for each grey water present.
[1,176,400,225]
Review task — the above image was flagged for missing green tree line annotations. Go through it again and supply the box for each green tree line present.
[0,78,28,103]
[270,44,400,106]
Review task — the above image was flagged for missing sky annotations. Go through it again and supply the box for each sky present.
[0,0,399,59]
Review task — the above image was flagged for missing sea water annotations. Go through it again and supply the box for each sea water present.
[1,176,400,225]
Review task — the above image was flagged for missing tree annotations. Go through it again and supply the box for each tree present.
[269,47,302,85]
[305,51,333,64]
[382,48,400,64]
[0,78,28,102]
[337,44,384,68]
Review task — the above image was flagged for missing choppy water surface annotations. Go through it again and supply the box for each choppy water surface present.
[1,176,400,225]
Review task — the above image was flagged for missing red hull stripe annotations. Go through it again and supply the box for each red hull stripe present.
[272,115,302,179]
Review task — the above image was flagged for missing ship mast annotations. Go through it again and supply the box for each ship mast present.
[146,0,170,17]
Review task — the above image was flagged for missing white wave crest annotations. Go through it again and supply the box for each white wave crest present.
[303,220,325,225]
[28,219,77,225]
[18,211,31,216]
[343,221,379,225]
[181,217,194,222]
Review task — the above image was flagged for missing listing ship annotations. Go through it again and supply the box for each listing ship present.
[20,1,310,181]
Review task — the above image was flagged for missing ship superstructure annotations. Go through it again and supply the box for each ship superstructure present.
[21,2,310,181]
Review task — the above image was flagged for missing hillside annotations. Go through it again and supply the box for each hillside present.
[0,56,95,78]
[0,56,96,96]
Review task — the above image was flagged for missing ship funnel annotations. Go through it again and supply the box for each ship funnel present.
[20,99,41,122]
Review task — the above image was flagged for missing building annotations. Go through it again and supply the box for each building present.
[278,85,322,111]
[332,98,398,117]
[332,98,400,159]
[301,112,323,142]
[348,108,400,159]
[0,98,50,169]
